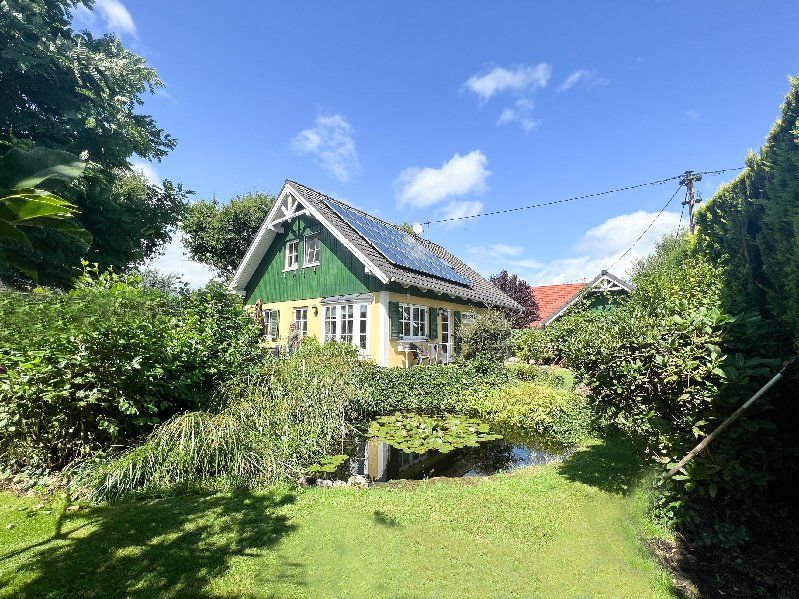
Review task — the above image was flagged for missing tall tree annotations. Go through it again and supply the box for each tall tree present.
[489,270,539,328]
[181,192,275,277]
[0,0,189,286]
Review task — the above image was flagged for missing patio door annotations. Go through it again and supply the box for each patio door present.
[440,309,452,362]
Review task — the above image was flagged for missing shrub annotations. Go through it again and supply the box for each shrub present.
[504,362,575,390]
[0,266,264,471]
[459,381,591,445]
[353,361,512,418]
[460,310,512,367]
[79,341,363,500]
[510,327,556,364]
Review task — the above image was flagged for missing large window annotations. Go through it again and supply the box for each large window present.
[284,239,299,271]
[322,303,369,352]
[304,233,320,267]
[293,307,308,335]
[399,303,427,340]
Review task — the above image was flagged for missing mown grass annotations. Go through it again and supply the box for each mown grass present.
[0,433,675,599]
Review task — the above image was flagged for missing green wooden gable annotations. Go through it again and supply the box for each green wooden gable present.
[244,214,383,304]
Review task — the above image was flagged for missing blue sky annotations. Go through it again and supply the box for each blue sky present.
[75,1,799,287]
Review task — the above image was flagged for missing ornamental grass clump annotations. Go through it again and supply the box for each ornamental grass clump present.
[78,340,364,501]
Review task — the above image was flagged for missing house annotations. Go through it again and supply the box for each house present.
[229,180,521,367]
[529,270,632,327]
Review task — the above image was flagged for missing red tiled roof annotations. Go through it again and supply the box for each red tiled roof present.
[529,283,586,327]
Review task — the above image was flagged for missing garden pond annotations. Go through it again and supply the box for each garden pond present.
[311,413,573,483]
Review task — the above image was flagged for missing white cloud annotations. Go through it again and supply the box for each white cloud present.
[144,231,216,289]
[684,110,700,122]
[291,113,360,182]
[558,69,608,92]
[436,200,484,228]
[466,209,682,285]
[130,160,160,185]
[490,243,524,257]
[75,0,137,37]
[396,151,490,208]
[497,98,539,132]
[463,63,551,101]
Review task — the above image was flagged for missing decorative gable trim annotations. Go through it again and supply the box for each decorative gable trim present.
[229,182,389,295]
[540,270,633,326]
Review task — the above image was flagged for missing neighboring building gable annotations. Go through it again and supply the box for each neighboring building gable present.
[529,270,633,327]
[529,283,587,327]
[245,213,383,304]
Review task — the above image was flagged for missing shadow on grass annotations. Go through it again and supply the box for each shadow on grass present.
[2,489,300,598]
[558,430,647,495]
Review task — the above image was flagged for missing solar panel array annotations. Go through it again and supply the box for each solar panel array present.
[324,199,470,286]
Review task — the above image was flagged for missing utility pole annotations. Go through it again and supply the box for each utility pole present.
[679,170,703,233]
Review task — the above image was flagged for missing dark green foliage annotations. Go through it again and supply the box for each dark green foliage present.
[460,310,512,367]
[0,1,188,286]
[553,234,798,546]
[0,265,264,471]
[181,192,276,277]
[696,76,799,347]
[353,361,513,417]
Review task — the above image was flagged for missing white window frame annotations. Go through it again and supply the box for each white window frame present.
[303,232,321,268]
[284,239,299,271]
[263,310,275,341]
[293,307,308,336]
[399,303,428,341]
[440,309,452,361]
[321,302,370,355]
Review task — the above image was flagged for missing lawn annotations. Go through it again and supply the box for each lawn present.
[0,434,675,598]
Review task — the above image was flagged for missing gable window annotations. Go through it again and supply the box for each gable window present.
[304,233,321,267]
[399,303,427,340]
[322,303,370,353]
[284,239,299,271]
[293,307,308,335]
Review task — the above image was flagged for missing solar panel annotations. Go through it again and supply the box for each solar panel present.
[324,199,470,286]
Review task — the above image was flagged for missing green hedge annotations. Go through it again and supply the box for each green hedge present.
[0,267,265,471]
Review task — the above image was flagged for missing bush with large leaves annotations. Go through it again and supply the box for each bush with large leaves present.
[0,147,90,278]
[0,265,264,471]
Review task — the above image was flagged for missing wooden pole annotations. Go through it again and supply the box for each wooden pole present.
[665,356,799,479]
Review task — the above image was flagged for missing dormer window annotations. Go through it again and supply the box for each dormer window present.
[284,239,299,271]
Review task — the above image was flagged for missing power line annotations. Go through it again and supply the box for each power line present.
[606,183,684,271]
[423,166,744,226]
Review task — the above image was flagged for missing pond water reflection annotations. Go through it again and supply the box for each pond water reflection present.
[345,418,572,483]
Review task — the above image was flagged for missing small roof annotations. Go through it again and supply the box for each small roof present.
[529,283,587,327]
[230,180,522,311]
[529,270,633,327]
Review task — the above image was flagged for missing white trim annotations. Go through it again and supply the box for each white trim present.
[284,182,389,284]
[303,231,321,268]
[377,291,389,367]
[229,181,390,294]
